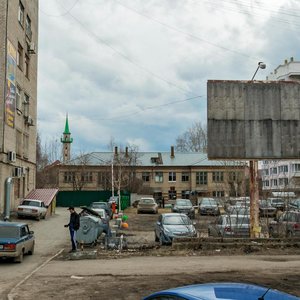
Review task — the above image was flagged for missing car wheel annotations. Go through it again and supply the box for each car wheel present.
[154,231,159,242]
[14,250,24,263]
[28,243,35,255]
[159,234,164,246]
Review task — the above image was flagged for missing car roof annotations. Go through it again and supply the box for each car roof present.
[143,282,299,300]
[0,221,27,227]
[162,213,189,217]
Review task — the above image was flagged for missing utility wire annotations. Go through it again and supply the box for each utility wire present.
[40,0,80,17]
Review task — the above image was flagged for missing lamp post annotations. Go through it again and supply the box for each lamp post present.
[249,62,266,238]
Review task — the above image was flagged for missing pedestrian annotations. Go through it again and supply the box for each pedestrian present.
[64,207,80,252]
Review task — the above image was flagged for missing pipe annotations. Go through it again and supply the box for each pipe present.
[4,177,13,221]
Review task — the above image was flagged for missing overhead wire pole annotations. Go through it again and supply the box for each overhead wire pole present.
[250,62,266,238]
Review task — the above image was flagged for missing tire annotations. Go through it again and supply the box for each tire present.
[14,250,24,263]
[154,231,159,242]
[159,234,164,246]
[28,243,35,255]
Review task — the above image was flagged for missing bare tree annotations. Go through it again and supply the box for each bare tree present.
[175,122,207,152]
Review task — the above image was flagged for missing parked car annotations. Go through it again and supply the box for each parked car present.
[154,213,197,245]
[259,199,277,217]
[0,221,35,263]
[268,197,286,211]
[208,214,250,237]
[90,202,112,219]
[227,205,250,216]
[269,211,300,238]
[17,199,47,220]
[288,198,300,211]
[137,198,158,214]
[171,199,195,219]
[143,282,299,300]
[198,198,220,215]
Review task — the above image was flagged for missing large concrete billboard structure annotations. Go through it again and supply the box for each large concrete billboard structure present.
[207,80,300,159]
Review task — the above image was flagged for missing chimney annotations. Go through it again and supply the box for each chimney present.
[170,146,175,158]
[291,57,294,62]
[114,146,118,156]
[284,59,288,64]
[125,146,128,157]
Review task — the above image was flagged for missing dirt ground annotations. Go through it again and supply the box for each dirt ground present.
[7,207,300,300]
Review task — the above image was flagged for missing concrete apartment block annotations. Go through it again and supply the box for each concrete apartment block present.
[0,0,38,216]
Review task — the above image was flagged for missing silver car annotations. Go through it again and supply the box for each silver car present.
[208,214,250,237]
[154,213,197,245]
[171,199,195,219]
[198,198,220,216]
[17,199,47,220]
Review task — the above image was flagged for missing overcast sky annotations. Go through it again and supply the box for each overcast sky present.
[38,0,300,155]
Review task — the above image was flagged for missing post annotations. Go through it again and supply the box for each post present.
[249,160,260,238]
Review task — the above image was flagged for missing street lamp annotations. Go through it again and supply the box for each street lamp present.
[249,62,266,238]
[251,62,266,81]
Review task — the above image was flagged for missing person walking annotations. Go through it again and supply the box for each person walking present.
[64,207,80,252]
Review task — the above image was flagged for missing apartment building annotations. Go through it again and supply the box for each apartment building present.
[261,57,300,194]
[56,146,248,200]
[0,0,38,216]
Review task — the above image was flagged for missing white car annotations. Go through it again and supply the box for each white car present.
[17,199,47,220]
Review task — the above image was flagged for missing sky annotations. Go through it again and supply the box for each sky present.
[38,0,300,156]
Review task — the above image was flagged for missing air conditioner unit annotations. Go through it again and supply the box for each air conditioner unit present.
[22,166,27,175]
[25,116,34,126]
[28,42,36,54]
[13,167,22,177]
[8,151,16,162]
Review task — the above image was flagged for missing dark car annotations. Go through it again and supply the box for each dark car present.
[208,214,250,237]
[269,211,300,238]
[90,202,112,219]
[259,199,277,217]
[171,199,195,219]
[0,221,35,263]
[143,282,299,300]
[288,199,300,211]
[154,213,197,245]
[268,197,286,211]
[198,198,220,215]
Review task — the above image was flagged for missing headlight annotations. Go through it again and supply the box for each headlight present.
[163,227,172,234]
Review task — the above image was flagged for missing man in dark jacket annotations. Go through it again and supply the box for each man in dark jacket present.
[64,207,80,252]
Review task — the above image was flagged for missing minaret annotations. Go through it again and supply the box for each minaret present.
[61,114,73,162]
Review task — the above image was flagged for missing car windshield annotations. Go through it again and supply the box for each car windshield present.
[163,215,191,225]
[91,203,107,208]
[140,199,155,204]
[226,216,249,225]
[22,200,40,207]
[201,199,217,205]
[0,226,20,238]
[176,200,192,206]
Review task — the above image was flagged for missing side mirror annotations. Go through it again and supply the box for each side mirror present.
[156,221,161,226]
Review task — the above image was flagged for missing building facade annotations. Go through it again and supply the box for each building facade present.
[0,0,38,216]
[261,57,300,194]
[56,147,248,201]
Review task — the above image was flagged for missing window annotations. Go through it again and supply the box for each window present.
[98,172,109,188]
[293,164,300,172]
[196,172,207,185]
[212,171,224,182]
[25,15,32,40]
[155,172,163,183]
[16,130,22,156]
[16,86,22,111]
[264,169,269,176]
[168,172,176,182]
[81,172,93,182]
[142,172,150,182]
[213,191,224,197]
[64,172,75,183]
[18,1,24,26]
[168,186,176,199]
[17,43,23,70]
[25,54,29,78]
[271,167,277,175]
[229,172,236,181]
[181,172,189,182]
[24,94,29,116]
[279,178,288,186]
[272,179,278,186]
[265,180,269,187]
[23,133,29,158]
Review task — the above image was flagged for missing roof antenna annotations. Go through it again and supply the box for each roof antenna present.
[258,288,271,300]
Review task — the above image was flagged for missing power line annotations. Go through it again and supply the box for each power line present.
[40,0,80,17]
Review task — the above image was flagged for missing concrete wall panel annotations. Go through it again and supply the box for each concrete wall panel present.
[207,80,300,159]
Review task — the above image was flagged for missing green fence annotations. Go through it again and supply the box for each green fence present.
[56,190,131,210]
